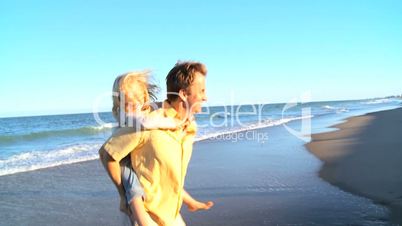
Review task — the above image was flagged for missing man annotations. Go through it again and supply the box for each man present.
[99,61,213,225]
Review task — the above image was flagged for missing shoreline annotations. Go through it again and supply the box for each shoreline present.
[306,107,402,224]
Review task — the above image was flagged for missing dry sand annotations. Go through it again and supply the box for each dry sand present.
[306,107,402,224]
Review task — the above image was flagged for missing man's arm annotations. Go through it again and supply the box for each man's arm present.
[182,189,214,212]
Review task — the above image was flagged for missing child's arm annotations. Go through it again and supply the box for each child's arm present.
[182,189,214,212]
[99,147,129,214]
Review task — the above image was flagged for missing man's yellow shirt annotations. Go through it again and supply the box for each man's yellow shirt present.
[103,102,197,226]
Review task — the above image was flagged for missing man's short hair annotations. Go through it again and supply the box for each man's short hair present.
[166,61,207,102]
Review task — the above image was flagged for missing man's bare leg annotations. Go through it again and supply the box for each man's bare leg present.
[173,214,186,226]
[129,197,157,226]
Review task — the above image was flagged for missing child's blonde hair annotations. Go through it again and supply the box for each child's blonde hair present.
[112,71,159,122]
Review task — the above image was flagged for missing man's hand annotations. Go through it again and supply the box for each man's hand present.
[186,200,214,212]
[182,189,214,212]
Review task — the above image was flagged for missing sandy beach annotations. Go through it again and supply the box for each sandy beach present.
[0,117,394,225]
[306,107,402,225]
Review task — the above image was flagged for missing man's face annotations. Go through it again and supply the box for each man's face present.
[184,72,207,114]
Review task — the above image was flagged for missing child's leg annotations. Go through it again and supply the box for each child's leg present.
[121,159,156,226]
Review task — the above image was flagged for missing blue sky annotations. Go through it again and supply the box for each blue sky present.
[1,0,401,117]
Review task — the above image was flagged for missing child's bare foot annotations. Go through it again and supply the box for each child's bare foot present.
[187,200,214,212]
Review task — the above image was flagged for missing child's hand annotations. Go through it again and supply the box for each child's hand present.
[187,200,214,212]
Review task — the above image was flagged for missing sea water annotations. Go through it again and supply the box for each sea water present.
[0,97,400,176]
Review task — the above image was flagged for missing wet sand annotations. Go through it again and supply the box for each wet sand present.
[306,107,402,225]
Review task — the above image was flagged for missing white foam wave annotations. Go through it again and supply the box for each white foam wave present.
[194,115,313,142]
[362,98,392,105]
[322,105,336,110]
[337,108,349,113]
[321,105,349,114]
[0,143,101,176]
[91,122,116,130]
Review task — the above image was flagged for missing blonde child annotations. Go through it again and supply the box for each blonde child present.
[105,71,166,226]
